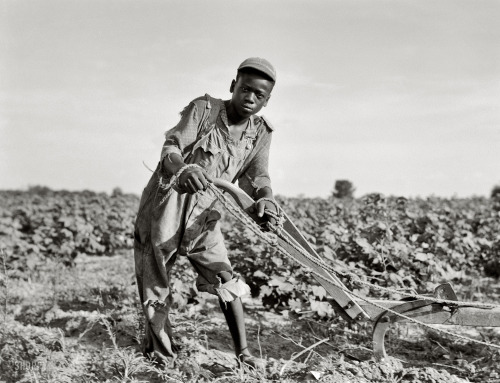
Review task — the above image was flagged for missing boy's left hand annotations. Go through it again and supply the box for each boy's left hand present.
[250,187,278,229]
[253,199,278,227]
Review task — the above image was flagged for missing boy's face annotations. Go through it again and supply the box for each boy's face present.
[229,72,274,119]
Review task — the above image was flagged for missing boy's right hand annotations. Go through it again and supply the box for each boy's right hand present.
[177,167,213,194]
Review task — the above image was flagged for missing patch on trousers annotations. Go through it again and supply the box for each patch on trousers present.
[198,275,251,303]
[215,277,251,303]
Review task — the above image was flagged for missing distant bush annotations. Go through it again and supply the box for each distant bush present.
[491,185,500,199]
[111,187,124,197]
[27,185,52,196]
[332,180,355,199]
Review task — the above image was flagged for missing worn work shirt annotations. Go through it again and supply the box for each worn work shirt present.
[134,94,275,296]
[160,94,274,197]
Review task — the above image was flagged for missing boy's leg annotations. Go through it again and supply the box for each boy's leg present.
[217,271,250,357]
[186,205,265,368]
[217,272,265,369]
[134,186,189,366]
[135,241,179,365]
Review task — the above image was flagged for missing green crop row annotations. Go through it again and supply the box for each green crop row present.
[1,188,499,318]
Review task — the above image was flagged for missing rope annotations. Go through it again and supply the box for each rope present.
[152,176,500,351]
[209,184,498,308]
[279,225,498,308]
[275,209,496,308]
[204,183,500,352]
[263,206,498,308]
[348,277,499,309]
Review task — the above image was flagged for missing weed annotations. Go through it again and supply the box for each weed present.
[1,248,9,322]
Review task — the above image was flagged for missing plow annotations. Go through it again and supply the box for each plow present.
[207,179,500,360]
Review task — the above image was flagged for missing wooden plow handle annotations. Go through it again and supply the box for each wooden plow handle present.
[212,178,369,321]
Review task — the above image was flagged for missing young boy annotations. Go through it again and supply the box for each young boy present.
[134,57,278,368]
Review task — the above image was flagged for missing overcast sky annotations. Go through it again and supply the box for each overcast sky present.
[1,0,499,197]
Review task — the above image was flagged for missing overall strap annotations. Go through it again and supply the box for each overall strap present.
[198,94,222,138]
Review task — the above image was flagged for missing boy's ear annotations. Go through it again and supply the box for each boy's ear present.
[229,79,236,93]
[263,94,271,107]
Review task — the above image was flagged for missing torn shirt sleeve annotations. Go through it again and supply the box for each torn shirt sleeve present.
[160,102,200,160]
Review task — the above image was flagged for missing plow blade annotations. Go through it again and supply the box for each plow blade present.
[352,283,500,359]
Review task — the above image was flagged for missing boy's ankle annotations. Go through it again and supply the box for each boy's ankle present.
[237,346,251,357]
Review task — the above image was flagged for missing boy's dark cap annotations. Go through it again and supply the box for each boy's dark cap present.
[238,57,276,82]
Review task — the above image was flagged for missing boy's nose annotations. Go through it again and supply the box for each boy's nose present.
[244,93,256,104]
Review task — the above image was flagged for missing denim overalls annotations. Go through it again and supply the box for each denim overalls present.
[134,99,257,362]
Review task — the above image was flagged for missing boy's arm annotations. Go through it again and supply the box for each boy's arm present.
[238,133,277,220]
[160,100,205,165]
[255,186,273,200]
[161,100,212,194]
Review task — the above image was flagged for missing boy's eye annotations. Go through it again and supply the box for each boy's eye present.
[240,87,266,100]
